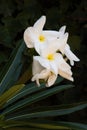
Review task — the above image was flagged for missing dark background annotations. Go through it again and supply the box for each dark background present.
[0,0,87,123]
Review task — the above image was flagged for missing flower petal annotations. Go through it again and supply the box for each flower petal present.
[33,16,46,32]
[59,25,66,34]
[32,69,50,86]
[46,73,57,87]
[56,32,69,53]
[23,27,34,48]
[32,58,44,75]
[40,39,60,56]
[34,56,50,70]
[49,61,58,75]
[31,74,40,86]
[43,30,60,39]
[59,69,74,81]
[54,53,73,81]
[24,26,40,47]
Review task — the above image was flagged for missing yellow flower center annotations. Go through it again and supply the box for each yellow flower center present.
[47,54,54,61]
[39,35,45,42]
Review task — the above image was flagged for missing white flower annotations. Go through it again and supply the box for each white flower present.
[32,59,57,87]
[23,16,80,87]
[24,15,51,55]
[24,16,67,55]
[34,53,73,78]
[32,54,73,87]
[24,15,80,66]
[24,16,46,53]
[33,54,58,75]
[32,34,73,86]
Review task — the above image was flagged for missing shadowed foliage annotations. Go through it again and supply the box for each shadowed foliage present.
[0,0,87,129]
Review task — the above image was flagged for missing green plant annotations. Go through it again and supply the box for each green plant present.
[0,0,87,129]
[0,40,87,130]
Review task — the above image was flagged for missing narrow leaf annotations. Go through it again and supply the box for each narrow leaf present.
[5,76,64,108]
[1,120,87,130]
[0,41,25,95]
[3,85,74,115]
[57,121,87,130]
[6,102,87,120]
[17,65,32,84]
[0,84,25,107]
[4,83,45,108]
[0,120,69,130]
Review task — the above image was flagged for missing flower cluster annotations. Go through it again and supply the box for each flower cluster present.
[24,16,80,87]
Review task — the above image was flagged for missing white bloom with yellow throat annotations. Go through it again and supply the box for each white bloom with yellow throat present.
[23,15,80,87]
[32,59,57,87]
[32,55,73,87]
[23,16,48,54]
[32,41,73,87]
[23,16,67,55]
[24,16,46,48]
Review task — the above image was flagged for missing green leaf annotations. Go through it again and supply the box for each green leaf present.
[4,83,45,108]
[0,120,69,130]
[57,121,87,130]
[5,127,43,130]
[3,85,74,115]
[17,64,32,84]
[0,41,25,95]
[6,102,87,120]
[5,63,23,91]
[5,128,43,130]
[0,84,25,107]
[0,119,87,130]
[4,76,63,108]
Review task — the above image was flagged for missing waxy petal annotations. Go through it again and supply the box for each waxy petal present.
[43,30,60,39]
[46,73,57,87]
[50,61,58,75]
[59,25,66,35]
[34,16,46,32]
[34,56,50,70]
[32,58,44,75]
[59,69,74,81]
[32,69,50,86]
[24,26,40,47]
[65,44,80,66]
[23,27,34,48]
[34,54,59,75]
[54,53,73,81]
